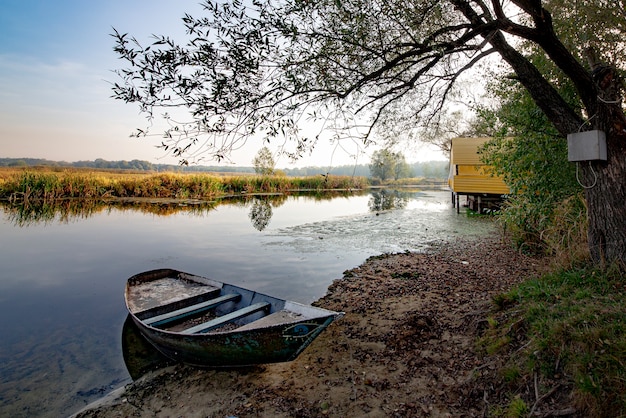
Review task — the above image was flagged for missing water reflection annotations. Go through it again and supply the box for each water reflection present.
[121,315,171,380]
[0,190,361,229]
[248,197,274,231]
[368,189,410,212]
[1,199,220,226]
[3,198,109,226]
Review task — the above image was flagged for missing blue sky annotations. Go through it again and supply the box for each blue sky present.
[0,0,445,167]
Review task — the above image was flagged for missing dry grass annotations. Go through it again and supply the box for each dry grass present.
[0,167,368,201]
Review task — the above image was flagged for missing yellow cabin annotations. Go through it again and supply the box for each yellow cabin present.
[448,137,510,212]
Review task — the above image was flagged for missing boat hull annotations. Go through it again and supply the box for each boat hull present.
[131,314,335,367]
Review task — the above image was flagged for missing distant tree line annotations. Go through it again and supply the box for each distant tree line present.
[0,158,160,171]
[0,158,449,179]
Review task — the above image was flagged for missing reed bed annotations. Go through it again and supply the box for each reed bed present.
[0,169,368,201]
[222,173,368,194]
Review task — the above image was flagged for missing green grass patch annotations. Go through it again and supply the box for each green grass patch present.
[480,265,626,416]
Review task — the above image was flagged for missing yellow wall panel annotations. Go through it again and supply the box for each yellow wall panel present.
[450,137,492,165]
[457,165,480,175]
[449,137,510,195]
[451,175,510,194]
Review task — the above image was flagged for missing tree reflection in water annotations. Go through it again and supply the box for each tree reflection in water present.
[248,197,274,231]
[368,189,410,213]
[0,199,221,227]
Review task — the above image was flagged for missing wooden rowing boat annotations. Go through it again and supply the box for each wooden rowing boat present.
[125,269,343,367]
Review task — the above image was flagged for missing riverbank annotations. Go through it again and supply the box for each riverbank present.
[73,235,558,417]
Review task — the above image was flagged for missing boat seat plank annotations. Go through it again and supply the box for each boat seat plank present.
[182,302,271,334]
[144,293,241,327]
[235,310,304,331]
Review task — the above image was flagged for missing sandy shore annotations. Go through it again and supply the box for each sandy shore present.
[74,235,550,417]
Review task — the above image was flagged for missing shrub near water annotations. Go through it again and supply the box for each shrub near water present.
[122,173,224,198]
[292,174,368,190]
[4,171,67,199]
[220,174,367,194]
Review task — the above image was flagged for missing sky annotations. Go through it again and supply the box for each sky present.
[0,0,447,168]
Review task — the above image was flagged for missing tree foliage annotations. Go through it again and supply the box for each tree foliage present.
[477,49,580,200]
[252,147,276,175]
[112,0,626,266]
[111,0,626,155]
[369,149,411,181]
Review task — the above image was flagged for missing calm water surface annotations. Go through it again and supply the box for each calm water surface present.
[0,190,494,417]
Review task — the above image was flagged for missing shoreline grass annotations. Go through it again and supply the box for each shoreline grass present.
[481,264,626,417]
[0,168,369,201]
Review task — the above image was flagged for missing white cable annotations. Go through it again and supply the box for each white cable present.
[597,96,622,104]
[576,161,598,189]
[577,114,597,133]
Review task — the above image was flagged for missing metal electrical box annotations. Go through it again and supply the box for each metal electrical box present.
[567,130,607,162]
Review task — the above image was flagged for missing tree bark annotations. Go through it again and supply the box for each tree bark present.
[579,64,626,267]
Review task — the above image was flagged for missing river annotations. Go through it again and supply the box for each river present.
[0,189,493,417]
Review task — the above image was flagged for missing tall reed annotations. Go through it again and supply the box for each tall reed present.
[0,170,367,201]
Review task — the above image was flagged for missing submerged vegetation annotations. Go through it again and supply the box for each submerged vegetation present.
[0,167,369,201]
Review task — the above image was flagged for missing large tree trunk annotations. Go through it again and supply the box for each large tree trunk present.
[580,65,626,267]
[582,146,626,267]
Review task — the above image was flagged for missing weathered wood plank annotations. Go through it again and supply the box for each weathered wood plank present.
[144,293,241,327]
[182,302,271,334]
[235,310,304,331]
